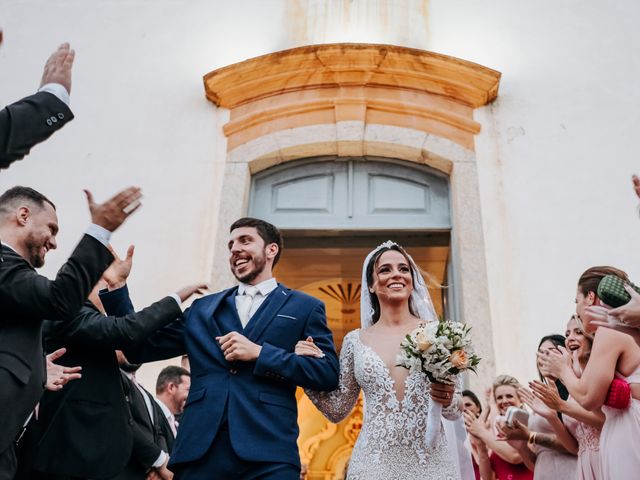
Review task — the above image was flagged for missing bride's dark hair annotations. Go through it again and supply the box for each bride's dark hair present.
[365,244,417,324]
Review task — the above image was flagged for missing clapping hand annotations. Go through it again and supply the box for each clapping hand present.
[537,346,572,381]
[529,379,564,411]
[518,386,555,420]
[40,43,75,94]
[294,337,325,358]
[463,409,487,439]
[102,245,135,290]
[85,186,142,232]
[45,348,81,391]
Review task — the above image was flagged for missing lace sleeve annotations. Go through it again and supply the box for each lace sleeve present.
[441,373,463,420]
[305,331,360,423]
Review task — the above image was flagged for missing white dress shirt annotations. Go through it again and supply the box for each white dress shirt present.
[154,397,177,437]
[38,82,70,106]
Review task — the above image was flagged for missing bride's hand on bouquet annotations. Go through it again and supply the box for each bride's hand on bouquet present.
[294,337,325,358]
[430,381,455,407]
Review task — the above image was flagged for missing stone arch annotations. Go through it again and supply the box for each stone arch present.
[204,43,500,388]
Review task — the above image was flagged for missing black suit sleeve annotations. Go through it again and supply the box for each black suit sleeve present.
[0,91,74,169]
[0,235,113,321]
[120,372,163,469]
[100,286,186,362]
[44,295,183,351]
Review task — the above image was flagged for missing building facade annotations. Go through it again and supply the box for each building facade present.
[2,1,638,476]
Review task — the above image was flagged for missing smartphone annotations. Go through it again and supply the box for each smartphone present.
[505,406,529,428]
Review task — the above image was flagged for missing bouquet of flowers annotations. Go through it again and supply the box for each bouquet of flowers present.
[397,320,481,447]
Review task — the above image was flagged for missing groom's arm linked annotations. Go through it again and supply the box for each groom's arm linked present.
[253,298,339,391]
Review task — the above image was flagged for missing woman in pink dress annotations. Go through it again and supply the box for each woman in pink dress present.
[531,315,604,479]
[540,266,640,479]
[497,335,577,480]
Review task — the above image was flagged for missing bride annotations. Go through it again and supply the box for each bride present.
[295,241,470,479]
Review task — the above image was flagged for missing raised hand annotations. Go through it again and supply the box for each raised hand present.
[84,186,142,232]
[608,284,640,328]
[40,43,75,94]
[529,379,564,411]
[294,337,325,358]
[216,332,261,362]
[538,346,572,380]
[587,304,637,334]
[176,284,209,302]
[102,245,135,289]
[45,348,82,391]
[463,409,487,439]
[519,386,554,420]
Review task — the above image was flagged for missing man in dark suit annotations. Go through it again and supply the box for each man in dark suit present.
[14,244,205,480]
[0,184,142,479]
[101,217,339,479]
[116,353,175,480]
[0,41,76,169]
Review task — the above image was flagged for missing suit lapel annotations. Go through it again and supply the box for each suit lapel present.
[244,284,291,342]
[201,288,237,340]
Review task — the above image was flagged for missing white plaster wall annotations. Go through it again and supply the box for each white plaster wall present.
[0,0,297,389]
[428,0,640,385]
[2,0,639,390]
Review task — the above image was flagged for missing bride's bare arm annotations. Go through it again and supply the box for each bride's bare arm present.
[300,332,361,423]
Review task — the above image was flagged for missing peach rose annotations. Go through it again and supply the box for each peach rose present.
[416,332,432,352]
[449,349,468,369]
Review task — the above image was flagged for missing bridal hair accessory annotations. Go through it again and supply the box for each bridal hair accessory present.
[360,240,437,329]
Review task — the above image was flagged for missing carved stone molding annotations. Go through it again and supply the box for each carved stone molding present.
[203,43,501,152]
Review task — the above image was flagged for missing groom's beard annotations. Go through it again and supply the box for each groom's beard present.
[232,250,267,284]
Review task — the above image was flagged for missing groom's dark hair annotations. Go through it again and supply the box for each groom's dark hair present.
[230,217,284,266]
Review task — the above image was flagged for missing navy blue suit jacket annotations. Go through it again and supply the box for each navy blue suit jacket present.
[100,283,339,469]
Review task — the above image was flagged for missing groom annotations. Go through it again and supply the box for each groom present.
[101,218,339,479]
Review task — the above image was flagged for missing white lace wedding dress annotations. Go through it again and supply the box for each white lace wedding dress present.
[306,329,462,479]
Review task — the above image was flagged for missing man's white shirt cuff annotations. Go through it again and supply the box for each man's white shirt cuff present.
[38,83,70,106]
[170,293,181,306]
[85,224,111,247]
[152,451,168,468]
